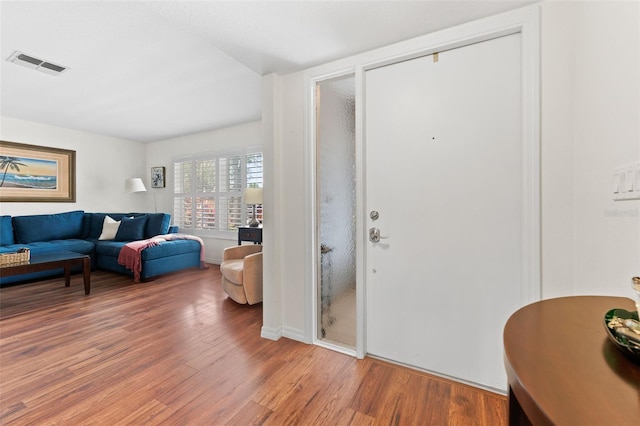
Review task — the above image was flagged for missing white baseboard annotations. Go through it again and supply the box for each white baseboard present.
[260,325,282,341]
[260,325,310,343]
[282,326,309,343]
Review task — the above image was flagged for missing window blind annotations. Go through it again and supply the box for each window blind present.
[173,151,262,235]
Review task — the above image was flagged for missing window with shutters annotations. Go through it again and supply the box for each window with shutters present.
[173,151,262,235]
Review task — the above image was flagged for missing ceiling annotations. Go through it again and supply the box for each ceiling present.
[0,1,534,143]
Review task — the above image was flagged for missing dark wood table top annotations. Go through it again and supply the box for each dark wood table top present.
[504,296,640,425]
[1,251,89,272]
[16,251,88,263]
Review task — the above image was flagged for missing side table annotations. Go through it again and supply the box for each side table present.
[238,226,262,245]
[503,296,639,425]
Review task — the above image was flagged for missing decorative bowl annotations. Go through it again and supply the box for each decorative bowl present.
[604,308,640,363]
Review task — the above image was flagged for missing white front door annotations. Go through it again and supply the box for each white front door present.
[365,33,525,390]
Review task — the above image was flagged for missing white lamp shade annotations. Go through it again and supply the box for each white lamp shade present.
[243,187,263,204]
[125,178,147,193]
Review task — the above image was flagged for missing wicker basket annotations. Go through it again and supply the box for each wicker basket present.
[0,248,30,266]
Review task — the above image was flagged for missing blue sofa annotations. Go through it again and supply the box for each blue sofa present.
[0,210,203,285]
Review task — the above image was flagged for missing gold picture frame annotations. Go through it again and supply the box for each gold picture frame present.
[0,141,76,202]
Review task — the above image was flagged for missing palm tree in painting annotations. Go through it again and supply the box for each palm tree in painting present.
[0,156,27,187]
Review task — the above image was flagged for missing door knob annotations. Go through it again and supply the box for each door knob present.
[369,227,388,243]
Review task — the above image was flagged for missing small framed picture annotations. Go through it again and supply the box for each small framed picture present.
[151,166,165,188]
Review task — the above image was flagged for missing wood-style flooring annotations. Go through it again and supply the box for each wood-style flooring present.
[0,265,507,425]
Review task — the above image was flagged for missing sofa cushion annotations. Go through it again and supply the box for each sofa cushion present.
[141,240,201,261]
[98,216,121,240]
[93,239,200,260]
[145,213,171,238]
[85,213,108,239]
[116,215,147,241]
[93,240,127,256]
[83,212,169,239]
[84,213,131,239]
[2,239,95,255]
[0,216,15,245]
[0,245,23,254]
[13,210,85,244]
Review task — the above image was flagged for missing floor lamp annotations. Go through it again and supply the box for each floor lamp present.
[125,178,157,212]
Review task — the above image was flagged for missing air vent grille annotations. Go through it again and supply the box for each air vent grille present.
[40,62,66,73]
[6,51,68,76]
[17,54,41,66]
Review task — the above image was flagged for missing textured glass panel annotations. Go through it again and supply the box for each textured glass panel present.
[317,74,356,348]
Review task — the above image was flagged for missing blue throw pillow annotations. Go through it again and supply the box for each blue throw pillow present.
[115,215,148,241]
[145,213,171,238]
[0,216,15,245]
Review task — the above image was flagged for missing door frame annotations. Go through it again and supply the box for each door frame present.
[303,5,540,358]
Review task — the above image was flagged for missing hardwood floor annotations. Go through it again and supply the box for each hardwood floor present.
[0,265,507,425]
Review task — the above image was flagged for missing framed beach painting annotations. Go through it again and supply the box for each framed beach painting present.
[0,141,76,202]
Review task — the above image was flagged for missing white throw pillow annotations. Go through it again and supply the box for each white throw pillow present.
[98,215,121,240]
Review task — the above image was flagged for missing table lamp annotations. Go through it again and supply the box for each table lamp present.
[244,187,262,227]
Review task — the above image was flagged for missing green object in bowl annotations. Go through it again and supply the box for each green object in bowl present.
[604,308,640,363]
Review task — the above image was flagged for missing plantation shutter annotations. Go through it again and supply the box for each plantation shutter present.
[173,150,263,234]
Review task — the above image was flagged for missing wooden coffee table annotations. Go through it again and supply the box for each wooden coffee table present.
[0,251,91,295]
[504,296,640,425]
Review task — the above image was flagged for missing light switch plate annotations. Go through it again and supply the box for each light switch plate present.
[613,162,640,201]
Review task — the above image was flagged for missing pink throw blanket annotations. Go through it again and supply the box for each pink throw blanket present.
[117,233,206,282]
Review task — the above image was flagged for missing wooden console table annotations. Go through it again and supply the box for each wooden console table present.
[0,251,91,295]
[504,296,640,425]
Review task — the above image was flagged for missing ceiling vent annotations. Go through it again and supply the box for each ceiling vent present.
[6,51,68,76]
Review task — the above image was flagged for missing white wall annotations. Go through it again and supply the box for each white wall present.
[0,116,147,216]
[260,71,309,341]
[145,121,262,264]
[266,2,640,342]
[541,0,640,298]
[274,71,308,340]
[261,74,283,340]
[540,1,577,297]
